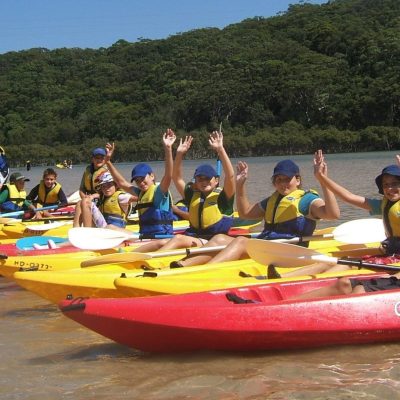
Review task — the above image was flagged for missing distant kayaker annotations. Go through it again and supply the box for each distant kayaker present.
[104,129,176,236]
[168,150,340,268]
[132,130,235,255]
[26,168,68,219]
[73,171,135,229]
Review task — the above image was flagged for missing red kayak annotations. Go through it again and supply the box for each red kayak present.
[59,273,400,353]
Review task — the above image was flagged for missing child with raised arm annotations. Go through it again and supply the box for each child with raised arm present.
[134,130,235,254]
[104,129,176,236]
[170,150,340,268]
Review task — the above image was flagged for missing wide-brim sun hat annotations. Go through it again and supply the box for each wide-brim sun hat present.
[375,164,400,194]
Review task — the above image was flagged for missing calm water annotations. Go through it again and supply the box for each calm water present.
[2,152,400,400]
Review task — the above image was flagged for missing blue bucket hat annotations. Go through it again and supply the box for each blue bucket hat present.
[272,159,300,178]
[131,163,153,182]
[375,164,400,194]
[92,148,106,157]
[194,164,218,179]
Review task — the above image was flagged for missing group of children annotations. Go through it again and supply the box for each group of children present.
[1,131,400,297]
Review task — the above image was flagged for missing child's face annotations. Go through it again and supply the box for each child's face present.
[100,181,116,196]
[133,173,155,191]
[92,155,105,168]
[273,175,301,196]
[43,174,56,188]
[382,175,400,202]
[15,180,26,191]
[194,175,219,194]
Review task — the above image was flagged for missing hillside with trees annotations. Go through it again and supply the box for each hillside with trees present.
[0,0,399,165]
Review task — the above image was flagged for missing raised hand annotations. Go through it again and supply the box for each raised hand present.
[162,128,177,149]
[396,155,400,166]
[209,130,223,153]
[105,142,115,162]
[314,149,327,179]
[176,135,193,154]
[236,161,248,185]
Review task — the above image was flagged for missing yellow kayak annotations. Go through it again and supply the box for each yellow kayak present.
[11,238,380,304]
[12,257,381,305]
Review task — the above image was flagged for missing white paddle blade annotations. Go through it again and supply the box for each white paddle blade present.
[246,239,336,267]
[26,221,72,232]
[332,218,385,244]
[68,227,134,250]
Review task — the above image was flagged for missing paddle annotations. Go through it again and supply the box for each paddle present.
[0,205,58,218]
[24,220,73,231]
[16,235,69,250]
[246,239,400,272]
[79,218,385,266]
[81,245,228,267]
[68,227,174,250]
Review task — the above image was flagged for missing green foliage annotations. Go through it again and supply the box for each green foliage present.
[1,0,400,165]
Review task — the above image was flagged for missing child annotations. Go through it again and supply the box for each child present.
[73,171,134,229]
[170,150,339,267]
[134,130,235,254]
[27,168,68,219]
[0,172,36,216]
[104,129,176,236]
[269,152,400,279]
[78,147,108,201]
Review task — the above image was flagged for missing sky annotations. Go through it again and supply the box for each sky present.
[0,0,326,54]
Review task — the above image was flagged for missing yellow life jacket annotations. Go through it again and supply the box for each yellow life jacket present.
[188,187,232,233]
[381,198,400,236]
[261,189,318,240]
[82,165,108,194]
[38,181,62,205]
[5,184,26,207]
[98,190,128,227]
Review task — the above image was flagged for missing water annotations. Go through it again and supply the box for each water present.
[2,152,400,399]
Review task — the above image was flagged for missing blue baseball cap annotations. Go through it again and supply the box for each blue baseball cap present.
[92,148,106,157]
[375,164,400,194]
[131,163,153,181]
[272,159,300,178]
[194,164,218,179]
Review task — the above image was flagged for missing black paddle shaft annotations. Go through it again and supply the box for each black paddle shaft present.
[338,258,400,272]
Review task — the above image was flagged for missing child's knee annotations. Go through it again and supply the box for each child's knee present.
[335,277,353,294]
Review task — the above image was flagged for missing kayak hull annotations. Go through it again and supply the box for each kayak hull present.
[60,274,400,353]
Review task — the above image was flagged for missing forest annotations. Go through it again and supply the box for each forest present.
[0,0,400,165]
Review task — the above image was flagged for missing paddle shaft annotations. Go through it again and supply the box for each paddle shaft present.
[275,251,400,272]
[0,205,57,218]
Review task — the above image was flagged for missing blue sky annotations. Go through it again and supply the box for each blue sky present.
[0,0,326,54]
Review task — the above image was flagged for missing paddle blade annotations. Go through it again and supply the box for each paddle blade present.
[246,239,333,267]
[332,218,385,244]
[68,227,133,250]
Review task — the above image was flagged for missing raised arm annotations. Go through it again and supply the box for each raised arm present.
[159,129,177,194]
[309,150,340,220]
[209,131,235,199]
[235,161,264,220]
[173,136,193,197]
[105,142,133,193]
[312,150,370,212]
